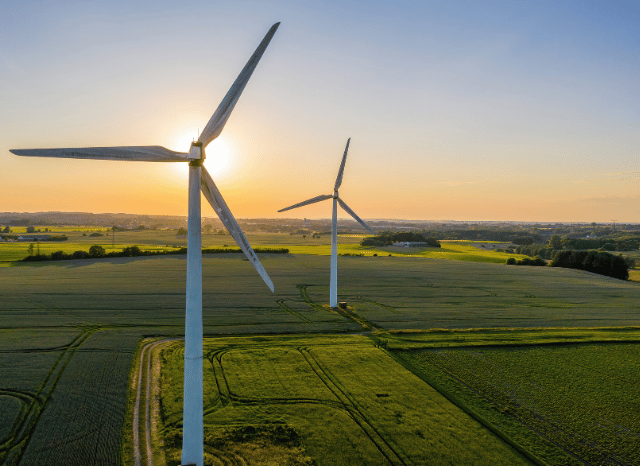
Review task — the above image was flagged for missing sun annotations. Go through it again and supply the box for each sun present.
[202,138,230,176]
[171,132,231,177]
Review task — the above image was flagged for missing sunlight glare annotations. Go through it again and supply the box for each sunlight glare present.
[203,138,230,176]
[167,128,232,181]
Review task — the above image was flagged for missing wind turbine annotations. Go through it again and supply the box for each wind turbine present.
[11,22,280,466]
[278,139,375,308]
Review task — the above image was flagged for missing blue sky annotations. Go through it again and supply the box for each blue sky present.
[1,0,638,221]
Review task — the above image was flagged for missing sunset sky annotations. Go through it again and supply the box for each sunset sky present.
[1,0,639,223]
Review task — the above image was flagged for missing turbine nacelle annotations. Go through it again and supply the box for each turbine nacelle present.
[333,191,339,199]
[188,142,205,163]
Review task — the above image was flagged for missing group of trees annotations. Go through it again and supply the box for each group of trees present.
[551,250,629,280]
[514,234,640,260]
[361,232,441,248]
[421,229,544,243]
[506,257,547,266]
[507,250,631,279]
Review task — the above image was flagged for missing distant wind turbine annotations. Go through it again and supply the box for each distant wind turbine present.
[278,139,375,307]
[11,22,280,466]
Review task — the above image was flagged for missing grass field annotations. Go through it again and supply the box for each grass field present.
[148,329,640,466]
[2,251,640,465]
[395,338,640,466]
[156,335,532,466]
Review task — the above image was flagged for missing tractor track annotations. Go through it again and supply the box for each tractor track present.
[0,329,94,466]
[298,347,410,466]
[133,338,178,466]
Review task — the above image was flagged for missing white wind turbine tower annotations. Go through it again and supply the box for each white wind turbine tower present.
[278,139,375,308]
[11,23,280,466]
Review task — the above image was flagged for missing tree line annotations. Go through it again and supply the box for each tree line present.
[22,245,289,262]
[550,250,629,280]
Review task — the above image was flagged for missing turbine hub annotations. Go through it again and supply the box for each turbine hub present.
[332,191,339,199]
[188,141,205,163]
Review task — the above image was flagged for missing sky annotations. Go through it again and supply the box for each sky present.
[1,0,639,223]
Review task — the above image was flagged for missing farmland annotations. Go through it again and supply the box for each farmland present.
[398,342,640,466]
[1,245,640,464]
[0,227,530,266]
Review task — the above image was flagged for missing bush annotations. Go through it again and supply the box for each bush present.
[89,245,106,258]
[89,232,103,237]
[506,257,546,266]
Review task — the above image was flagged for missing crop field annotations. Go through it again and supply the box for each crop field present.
[2,251,640,465]
[155,334,532,466]
[0,328,141,465]
[395,340,640,466]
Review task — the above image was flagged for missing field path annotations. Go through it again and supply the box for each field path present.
[133,338,178,466]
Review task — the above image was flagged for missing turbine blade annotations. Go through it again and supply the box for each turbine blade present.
[337,198,375,235]
[197,22,280,148]
[277,194,332,213]
[9,146,187,162]
[334,138,350,191]
[200,166,274,292]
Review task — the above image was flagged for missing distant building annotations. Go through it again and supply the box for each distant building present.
[17,235,51,242]
[392,241,428,247]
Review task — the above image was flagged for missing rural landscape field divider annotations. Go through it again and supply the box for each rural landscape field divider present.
[0,328,95,466]
[298,347,409,466]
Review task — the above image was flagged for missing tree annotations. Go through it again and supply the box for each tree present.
[27,243,34,256]
[204,224,213,234]
[2,226,10,233]
[89,245,106,258]
[177,227,188,236]
[121,246,141,257]
[26,226,35,233]
[548,234,562,249]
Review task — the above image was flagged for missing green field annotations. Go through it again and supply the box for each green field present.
[0,228,529,266]
[156,335,533,465]
[147,328,640,466]
[1,249,640,465]
[395,340,640,466]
